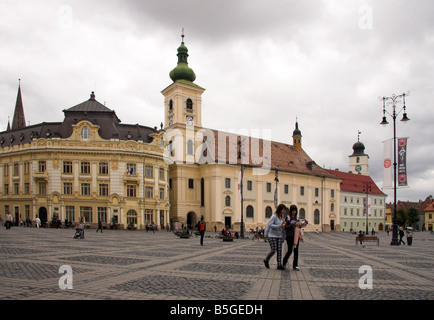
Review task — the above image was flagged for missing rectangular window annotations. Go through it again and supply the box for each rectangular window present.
[300,186,305,196]
[159,168,164,180]
[374,199,377,205]
[38,182,46,195]
[81,183,90,196]
[344,196,347,203]
[13,183,19,195]
[97,207,107,223]
[38,161,46,173]
[127,185,136,198]
[380,199,383,205]
[315,188,319,197]
[357,198,360,204]
[247,180,252,191]
[266,183,271,193]
[169,179,172,189]
[24,162,30,175]
[357,209,360,216]
[127,163,136,175]
[3,164,9,176]
[344,208,347,215]
[225,178,231,189]
[188,179,194,189]
[4,184,9,195]
[63,182,73,195]
[81,162,90,174]
[331,189,335,198]
[66,206,75,222]
[145,165,153,178]
[350,209,354,216]
[160,188,165,200]
[144,209,153,224]
[80,206,92,223]
[99,184,109,196]
[145,186,153,199]
[25,205,30,219]
[99,162,109,175]
[284,184,289,194]
[24,183,30,195]
[430,214,433,219]
[63,161,73,174]
[13,163,19,176]
[350,197,353,203]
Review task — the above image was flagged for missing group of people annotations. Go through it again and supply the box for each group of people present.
[263,204,308,271]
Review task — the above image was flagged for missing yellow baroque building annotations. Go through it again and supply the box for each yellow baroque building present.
[162,38,342,232]
[0,89,170,229]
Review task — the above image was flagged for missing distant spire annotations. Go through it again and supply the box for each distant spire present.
[7,117,11,131]
[12,79,26,130]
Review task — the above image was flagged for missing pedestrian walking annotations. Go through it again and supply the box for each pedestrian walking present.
[35,216,41,228]
[214,225,217,233]
[96,219,103,233]
[282,205,307,271]
[198,216,206,246]
[5,212,13,230]
[263,204,286,270]
[399,227,406,245]
[152,223,156,234]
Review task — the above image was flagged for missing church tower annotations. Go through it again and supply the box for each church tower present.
[292,119,302,149]
[12,80,26,130]
[349,132,369,175]
[162,32,205,129]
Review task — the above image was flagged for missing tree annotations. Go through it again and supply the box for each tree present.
[407,208,420,228]
[397,208,407,226]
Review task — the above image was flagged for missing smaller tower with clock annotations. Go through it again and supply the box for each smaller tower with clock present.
[349,131,369,176]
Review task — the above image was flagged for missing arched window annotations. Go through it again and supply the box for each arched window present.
[127,210,137,225]
[356,157,360,164]
[186,99,193,110]
[81,126,90,141]
[187,140,194,155]
[265,206,272,218]
[331,203,334,212]
[169,100,173,111]
[314,209,320,225]
[299,208,306,219]
[246,205,254,218]
[225,196,231,207]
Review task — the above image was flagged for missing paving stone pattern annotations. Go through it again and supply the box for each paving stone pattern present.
[1,226,433,300]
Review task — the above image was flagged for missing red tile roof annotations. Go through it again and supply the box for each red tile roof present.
[325,169,386,196]
[423,202,434,212]
[195,127,339,179]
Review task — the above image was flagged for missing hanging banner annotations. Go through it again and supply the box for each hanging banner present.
[383,139,393,188]
[398,138,408,187]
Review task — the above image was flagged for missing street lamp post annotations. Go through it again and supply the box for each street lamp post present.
[380,92,410,246]
[238,140,245,239]
[363,182,372,235]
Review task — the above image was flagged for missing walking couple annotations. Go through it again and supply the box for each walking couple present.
[263,204,307,271]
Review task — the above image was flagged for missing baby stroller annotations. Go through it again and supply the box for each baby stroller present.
[74,223,85,239]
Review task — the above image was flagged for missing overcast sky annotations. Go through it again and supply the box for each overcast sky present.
[1,0,433,202]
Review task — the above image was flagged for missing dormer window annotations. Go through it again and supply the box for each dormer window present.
[81,126,90,141]
[186,99,193,111]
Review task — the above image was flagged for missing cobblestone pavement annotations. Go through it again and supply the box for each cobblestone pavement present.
[0,226,433,300]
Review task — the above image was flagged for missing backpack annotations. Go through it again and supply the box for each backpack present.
[199,221,205,231]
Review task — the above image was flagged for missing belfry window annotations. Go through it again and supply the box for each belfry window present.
[169,100,173,111]
[186,99,193,110]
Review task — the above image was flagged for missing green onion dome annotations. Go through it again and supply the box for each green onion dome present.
[169,41,196,83]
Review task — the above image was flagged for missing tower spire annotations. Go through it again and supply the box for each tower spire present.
[7,117,11,131]
[12,79,26,130]
[292,118,302,149]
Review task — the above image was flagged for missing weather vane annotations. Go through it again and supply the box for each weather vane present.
[181,27,184,42]
[358,130,361,142]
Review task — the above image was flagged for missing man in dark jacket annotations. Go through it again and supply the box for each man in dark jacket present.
[197,216,206,246]
[282,205,300,270]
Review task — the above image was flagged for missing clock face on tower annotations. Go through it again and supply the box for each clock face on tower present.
[186,116,194,126]
[355,165,362,172]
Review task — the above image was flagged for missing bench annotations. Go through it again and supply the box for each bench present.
[356,236,379,246]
